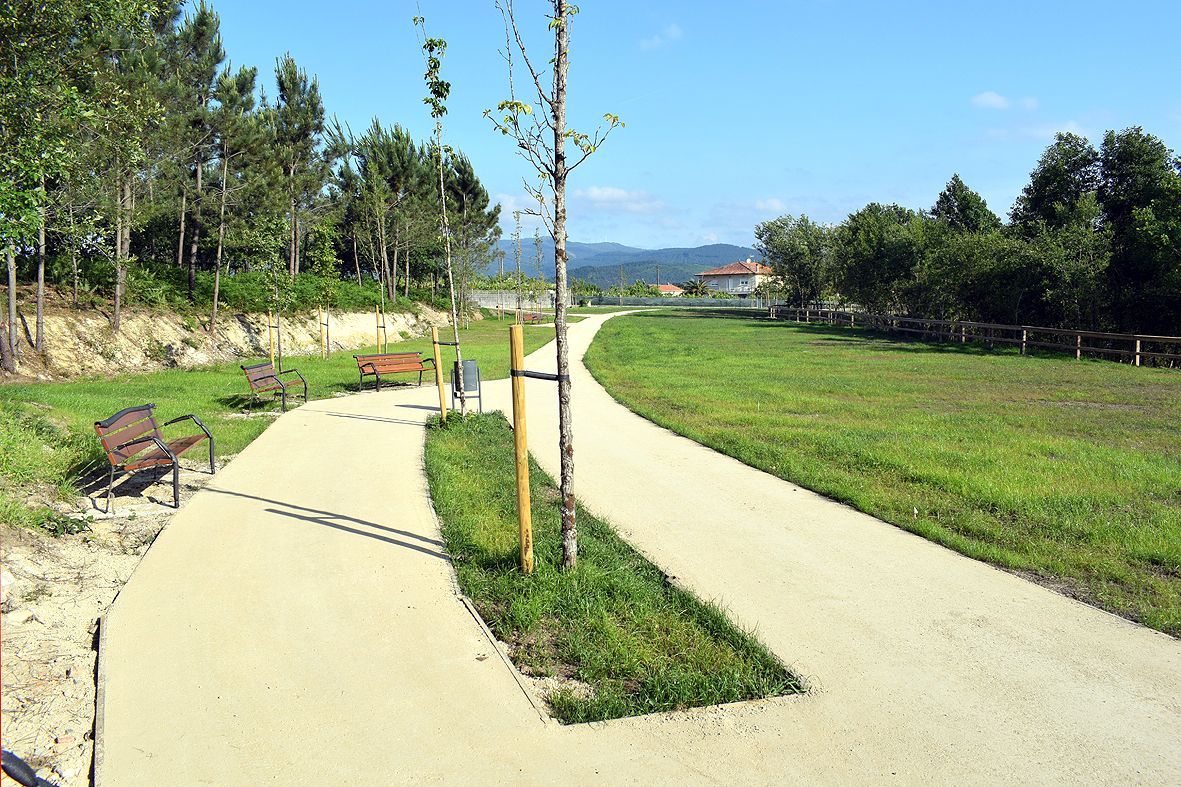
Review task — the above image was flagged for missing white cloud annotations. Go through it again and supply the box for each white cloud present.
[971,91,1011,110]
[701,232,718,244]
[1020,96,1039,111]
[755,197,787,213]
[572,186,664,214]
[640,23,683,50]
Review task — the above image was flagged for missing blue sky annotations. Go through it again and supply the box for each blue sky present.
[216,0,1181,249]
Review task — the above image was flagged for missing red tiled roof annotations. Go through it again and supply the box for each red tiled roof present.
[656,283,683,293]
[697,260,771,277]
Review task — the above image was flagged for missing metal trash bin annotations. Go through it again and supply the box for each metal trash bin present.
[451,359,482,413]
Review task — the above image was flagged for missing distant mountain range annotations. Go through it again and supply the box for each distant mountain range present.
[488,240,759,289]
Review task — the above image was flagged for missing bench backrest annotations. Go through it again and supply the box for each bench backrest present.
[354,352,424,372]
[95,404,162,467]
[241,362,280,391]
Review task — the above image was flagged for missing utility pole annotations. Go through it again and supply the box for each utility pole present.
[619,264,624,306]
[655,262,660,287]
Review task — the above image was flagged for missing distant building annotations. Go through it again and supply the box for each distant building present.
[696,258,771,296]
[656,283,684,297]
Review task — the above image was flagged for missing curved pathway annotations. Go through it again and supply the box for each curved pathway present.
[98,312,1181,784]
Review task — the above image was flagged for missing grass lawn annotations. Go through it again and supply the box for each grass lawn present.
[584,311,1181,636]
[423,412,801,722]
[0,318,552,529]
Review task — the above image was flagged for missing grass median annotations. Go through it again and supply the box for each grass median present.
[423,412,803,723]
[584,311,1181,636]
[0,317,552,530]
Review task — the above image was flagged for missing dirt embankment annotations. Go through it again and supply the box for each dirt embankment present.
[1,301,453,381]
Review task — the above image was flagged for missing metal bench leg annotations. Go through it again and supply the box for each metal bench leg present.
[105,466,115,514]
[418,370,423,386]
[374,371,381,392]
[208,435,216,474]
[280,389,287,412]
[172,462,180,508]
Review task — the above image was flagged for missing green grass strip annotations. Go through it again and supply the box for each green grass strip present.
[423,412,803,723]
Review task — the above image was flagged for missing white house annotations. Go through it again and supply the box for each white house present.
[696,258,771,296]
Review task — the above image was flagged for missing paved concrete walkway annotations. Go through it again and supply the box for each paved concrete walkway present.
[99,313,1181,784]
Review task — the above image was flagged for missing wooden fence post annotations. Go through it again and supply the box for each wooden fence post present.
[509,324,534,574]
[431,326,447,423]
[1021,329,1027,355]
[1076,334,1081,360]
[1135,339,1141,367]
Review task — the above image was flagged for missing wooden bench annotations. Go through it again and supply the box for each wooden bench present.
[94,404,214,510]
[354,352,434,391]
[521,312,546,324]
[240,361,308,412]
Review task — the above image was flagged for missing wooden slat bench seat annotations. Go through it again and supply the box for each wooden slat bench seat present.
[240,361,308,412]
[521,312,546,324]
[354,352,434,391]
[94,403,215,510]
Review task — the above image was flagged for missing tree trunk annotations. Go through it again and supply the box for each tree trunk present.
[553,0,576,569]
[176,189,186,268]
[210,153,229,337]
[378,216,394,301]
[288,189,297,278]
[352,234,361,285]
[188,157,202,302]
[35,174,46,352]
[435,135,465,414]
[403,220,410,298]
[69,207,79,306]
[113,178,130,332]
[2,244,16,371]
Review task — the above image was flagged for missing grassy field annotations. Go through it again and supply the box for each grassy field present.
[423,412,802,722]
[0,318,552,529]
[584,311,1181,636]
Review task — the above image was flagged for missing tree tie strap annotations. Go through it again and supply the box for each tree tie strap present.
[511,370,570,382]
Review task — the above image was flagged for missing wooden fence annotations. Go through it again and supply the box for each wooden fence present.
[769,307,1181,368]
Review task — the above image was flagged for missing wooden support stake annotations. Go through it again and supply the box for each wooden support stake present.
[1135,339,1141,367]
[375,305,381,352]
[509,324,534,574]
[1021,329,1027,355]
[1076,334,1081,360]
[431,326,447,423]
[267,310,274,367]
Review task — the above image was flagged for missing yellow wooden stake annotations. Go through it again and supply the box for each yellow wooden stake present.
[509,324,533,574]
[267,311,274,367]
[375,305,381,352]
[431,326,448,423]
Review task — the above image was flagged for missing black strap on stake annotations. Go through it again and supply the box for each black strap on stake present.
[437,341,459,347]
[511,370,570,382]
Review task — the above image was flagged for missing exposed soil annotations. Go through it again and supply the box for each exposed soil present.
[1,460,225,786]
[1,288,450,382]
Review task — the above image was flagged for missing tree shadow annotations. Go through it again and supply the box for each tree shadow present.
[204,487,450,561]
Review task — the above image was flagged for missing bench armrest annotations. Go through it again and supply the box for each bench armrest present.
[113,434,174,460]
[163,413,213,440]
[421,357,435,368]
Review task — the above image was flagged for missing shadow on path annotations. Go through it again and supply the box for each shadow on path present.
[205,486,449,561]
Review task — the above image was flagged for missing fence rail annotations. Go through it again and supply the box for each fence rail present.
[769,307,1181,368]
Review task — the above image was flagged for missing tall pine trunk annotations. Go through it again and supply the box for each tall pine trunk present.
[35,174,46,352]
[403,220,410,298]
[187,158,203,302]
[176,189,186,268]
[287,186,297,277]
[210,153,229,337]
[553,0,576,568]
[352,234,361,285]
[2,244,16,372]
